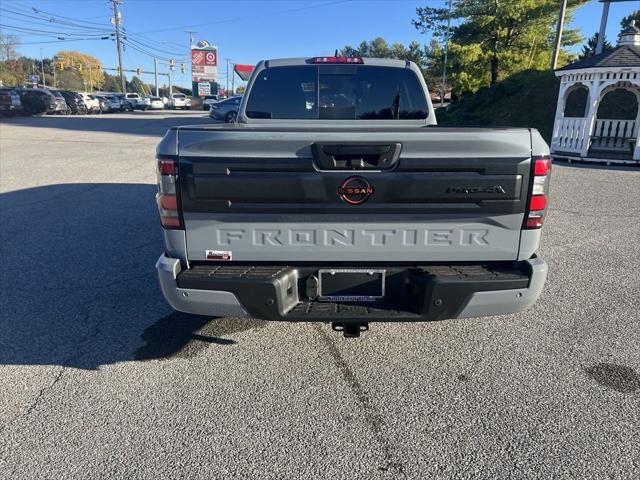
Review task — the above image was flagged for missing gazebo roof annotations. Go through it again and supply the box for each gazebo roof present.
[556,45,640,72]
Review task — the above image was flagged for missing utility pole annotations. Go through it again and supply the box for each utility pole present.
[111,0,126,93]
[596,0,611,55]
[231,63,235,95]
[551,0,568,70]
[154,58,159,96]
[225,58,230,97]
[185,31,196,92]
[440,0,453,108]
[40,48,46,87]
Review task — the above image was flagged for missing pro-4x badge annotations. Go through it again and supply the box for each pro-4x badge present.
[445,186,507,194]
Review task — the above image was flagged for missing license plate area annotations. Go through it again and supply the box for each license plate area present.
[318,269,385,302]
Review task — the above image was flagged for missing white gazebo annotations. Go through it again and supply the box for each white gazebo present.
[551,24,640,165]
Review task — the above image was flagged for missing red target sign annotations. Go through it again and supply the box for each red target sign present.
[204,51,217,66]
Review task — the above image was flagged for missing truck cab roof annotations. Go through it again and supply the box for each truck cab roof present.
[260,57,412,68]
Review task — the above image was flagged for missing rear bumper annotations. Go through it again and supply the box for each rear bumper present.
[156,255,547,322]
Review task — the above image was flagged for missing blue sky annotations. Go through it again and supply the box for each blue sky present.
[2,0,638,88]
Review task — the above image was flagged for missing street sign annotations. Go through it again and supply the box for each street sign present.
[198,82,211,96]
[29,75,40,82]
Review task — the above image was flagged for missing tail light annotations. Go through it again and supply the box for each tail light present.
[156,155,183,229]
[308,56,363,64]
[524,155,551,229]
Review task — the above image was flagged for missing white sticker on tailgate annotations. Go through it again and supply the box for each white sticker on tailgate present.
[206,250,232,261]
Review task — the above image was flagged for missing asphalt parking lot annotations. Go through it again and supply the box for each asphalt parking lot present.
[1,111,639,479]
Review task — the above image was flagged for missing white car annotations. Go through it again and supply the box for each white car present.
[79,93,101,113]
[168,94,191,110]
[149,97,164,110]
[125,93,150,110]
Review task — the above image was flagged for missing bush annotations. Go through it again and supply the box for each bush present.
[436,70,560,143]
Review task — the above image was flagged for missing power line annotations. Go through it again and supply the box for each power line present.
[121,40,175,62]
[14,37,111,45]
[3,1,185,59]
[29,6,112,28]
[121,31,185,57]
[135,0,352,34]
[0,7,112,33]
[0,23,111,38]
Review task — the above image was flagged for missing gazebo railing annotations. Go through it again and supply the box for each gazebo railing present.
[551,117,589,153]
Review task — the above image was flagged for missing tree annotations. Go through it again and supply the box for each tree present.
[579,32,612,60]
[413,0,586,95]
[127,76,146,94]
[0,33,20,62]
[56,69,84,90]
[620,10,639,30]
[0,59,25,86]
[55,50,105,90]
[338,37,437,89]
[101,72,122,92]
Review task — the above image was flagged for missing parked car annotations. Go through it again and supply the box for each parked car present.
[0,87,23,116]
[49,90,69,114]
[168,93,191,110]
[149,96,164,110]
[94,95,110,113]
[60,91,88,115]
[202,95,220,110]
[125,93,151,110]
[156,56,551,338]
[96,95,121,113]
[16,88,56,115]
[141,96,152,109]
[113,94,134,112]
[208,95,242,122]
[79,93,101,113]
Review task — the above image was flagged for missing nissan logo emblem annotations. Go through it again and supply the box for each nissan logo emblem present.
[337,176,374,205]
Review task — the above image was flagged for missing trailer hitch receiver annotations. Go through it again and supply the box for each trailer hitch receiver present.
[332,322,369,338]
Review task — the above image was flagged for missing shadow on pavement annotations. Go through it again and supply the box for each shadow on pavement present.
[135,312,269,360]
[0,183,260,370]
[0,111,217,137]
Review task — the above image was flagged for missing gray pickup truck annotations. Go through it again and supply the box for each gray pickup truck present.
[155,56,550,337]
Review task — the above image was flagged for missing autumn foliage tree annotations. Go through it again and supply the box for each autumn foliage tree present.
[55,50,105,89]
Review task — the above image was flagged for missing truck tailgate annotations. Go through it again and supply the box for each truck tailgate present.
[176,126,533,262]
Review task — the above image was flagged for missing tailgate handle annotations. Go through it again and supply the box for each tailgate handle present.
[312,143,401,170]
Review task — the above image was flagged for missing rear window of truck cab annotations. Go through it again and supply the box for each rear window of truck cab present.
[245,65,429,120]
